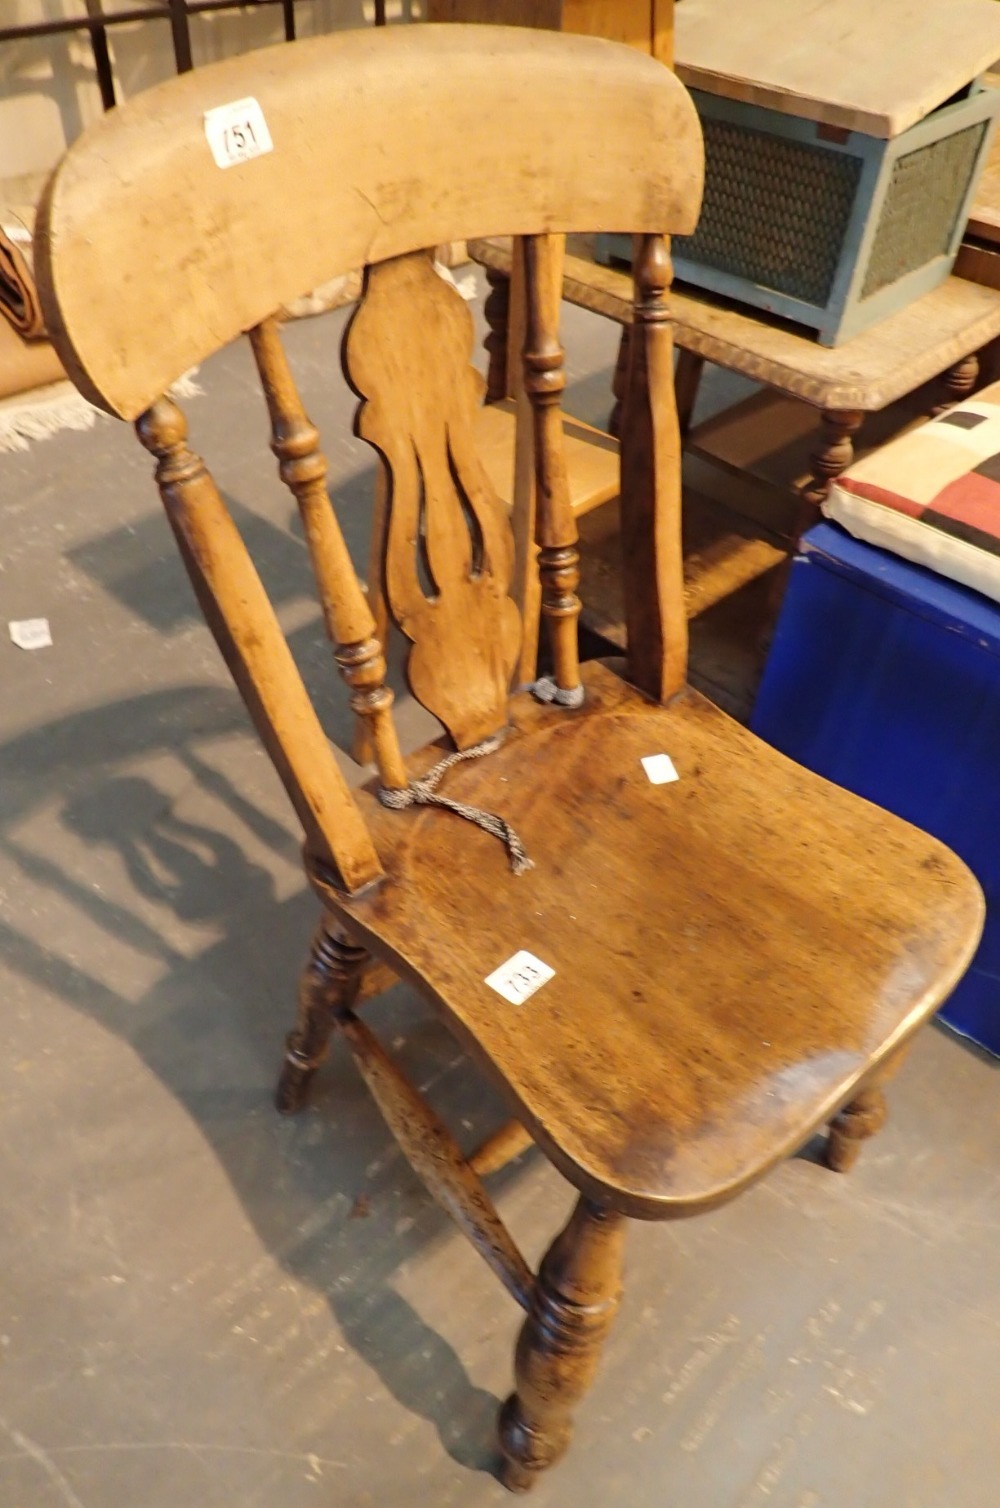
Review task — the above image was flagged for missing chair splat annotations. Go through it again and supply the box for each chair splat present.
[343,250,521,750]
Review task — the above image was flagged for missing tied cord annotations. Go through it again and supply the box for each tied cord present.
[378,734,533,875]
[531,675,584,709]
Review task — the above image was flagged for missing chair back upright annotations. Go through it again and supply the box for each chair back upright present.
[36,23,704,894]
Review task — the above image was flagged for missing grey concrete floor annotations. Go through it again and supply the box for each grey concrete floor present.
[0,289,998,1508]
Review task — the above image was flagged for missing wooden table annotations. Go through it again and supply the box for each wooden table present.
[471,236,1000,520]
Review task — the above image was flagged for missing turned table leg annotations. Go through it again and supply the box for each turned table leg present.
[931,352,979,417]
[797,407,864,536]
[498,1195,625,1492]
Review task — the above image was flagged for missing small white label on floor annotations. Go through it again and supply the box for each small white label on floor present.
[204,97,273,169]
[9,617,52,650]
[485,950,555,1006]
[641,753,679,785]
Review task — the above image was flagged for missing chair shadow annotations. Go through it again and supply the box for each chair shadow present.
[0,685,513,1476]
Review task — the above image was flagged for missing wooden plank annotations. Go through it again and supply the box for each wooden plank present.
[576,482,786,723]
[37,26,701,420]
[470,238,1000,412]
[426,0,561,23]
[476,399,619,519]
[675,0,1000,139]
[563,0,657,49]
[967,115,1000,243]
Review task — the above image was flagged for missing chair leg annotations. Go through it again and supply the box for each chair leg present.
[825,1085,887,1173]
[275,919,368,1114]
[498,1195,625,1492]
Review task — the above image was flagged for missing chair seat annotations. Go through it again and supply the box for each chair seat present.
[476,396,620,518]
[345,662,984,1219]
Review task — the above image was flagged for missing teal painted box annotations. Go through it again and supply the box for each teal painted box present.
[599,0,1000,345]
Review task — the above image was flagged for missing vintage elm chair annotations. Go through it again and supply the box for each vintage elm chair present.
[36,24,984,1491]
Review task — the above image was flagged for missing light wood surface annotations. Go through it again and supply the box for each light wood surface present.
[675,0,1000,139]
[135,397,384,896]
[345,251,521,751]
[576,485,787,723]
[0,317,64,399]
[36,25,701,421]
[619,234,686,701]
[471,237,1000,411]
[968,119,1000,242]
[426,0,673,60]
[521,233,584,700]
[477,399,620,520]
[348,660,983,1217]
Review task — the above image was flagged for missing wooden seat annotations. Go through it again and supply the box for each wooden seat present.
[354,658,978,1216]
[36,22,984,1495]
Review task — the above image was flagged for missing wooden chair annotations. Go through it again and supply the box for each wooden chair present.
[37,24,984,1492]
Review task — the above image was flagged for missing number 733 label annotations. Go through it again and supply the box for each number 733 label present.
[204,97,274,170]
[485,951,556,1006]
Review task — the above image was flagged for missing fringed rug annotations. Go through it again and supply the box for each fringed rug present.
[0,369,203,455]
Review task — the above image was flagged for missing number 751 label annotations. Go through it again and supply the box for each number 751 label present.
[485,950,555,1006]
[204,97,273,170]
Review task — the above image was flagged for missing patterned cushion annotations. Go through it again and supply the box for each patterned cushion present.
[824,379,1000,606]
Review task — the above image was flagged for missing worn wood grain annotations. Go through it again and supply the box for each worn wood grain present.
[619,234,686,702]
[135,397,383,896]
[522,234,583,701]
[39,26,988,1491]
[675,0,1000,139]
[340,660,983,1219]
[36,25,701,420]
[337,1006,534,1309]
[345,251,521,749]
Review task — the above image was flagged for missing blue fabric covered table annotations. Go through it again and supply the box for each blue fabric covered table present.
[752,521,1000,1054]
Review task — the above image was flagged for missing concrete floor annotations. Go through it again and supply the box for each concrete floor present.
[1,290,998,1508]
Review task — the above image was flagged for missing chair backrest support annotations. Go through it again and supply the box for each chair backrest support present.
[36,24,703,896]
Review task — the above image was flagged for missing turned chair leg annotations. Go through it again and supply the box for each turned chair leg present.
[826,1086,887,1172]
[825,1046,910,1173]
[275,919,369,1114]
[498,1195,625,1492]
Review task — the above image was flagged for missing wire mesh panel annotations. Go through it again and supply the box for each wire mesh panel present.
[861,122,989,299]
[674,117,863,307]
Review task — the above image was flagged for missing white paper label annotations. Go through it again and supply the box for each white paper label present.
[204,97,273,170]
[485,950,555,1006]
[9,618,52,650]
[641,753,679,785]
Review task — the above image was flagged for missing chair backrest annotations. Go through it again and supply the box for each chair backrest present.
[36,23,703,897]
